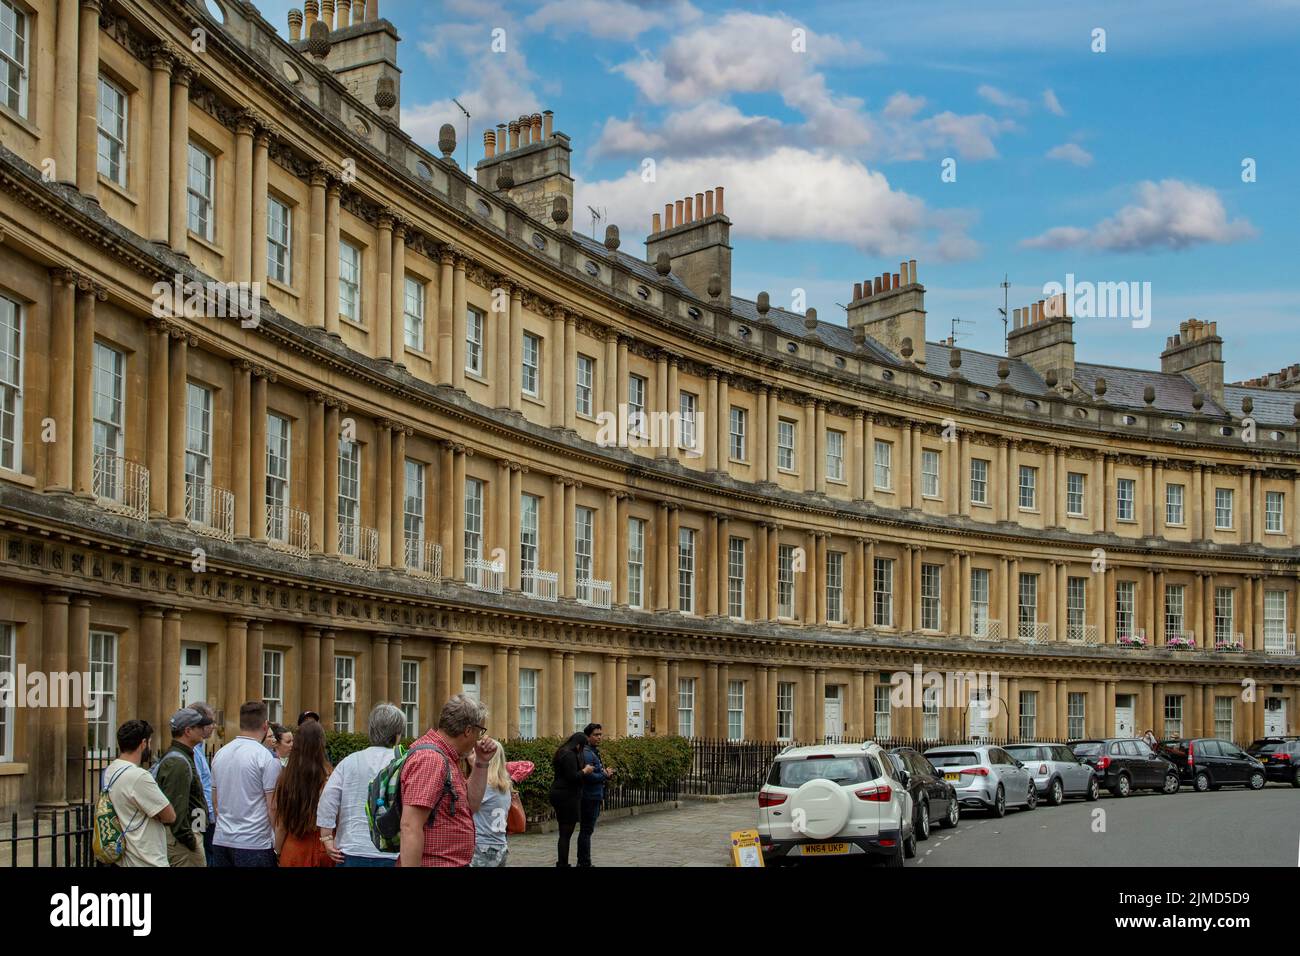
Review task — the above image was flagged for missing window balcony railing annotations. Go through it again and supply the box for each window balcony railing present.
[467,557,504,594]
[1164,630,1196,650]
[92,453,149,522]
[1264,632,1297,656]
[973,618,1002,641]
[576,577,612,609]
[1066,623,1098,646]
[185,480,235,542]
[405,540,442,585]
[1016,622,1052,645]
[265,503,310,558]
[521,568,558,602]
[1213,633,1244,653]
[338,519,378,570]
[1116,627,1147,648]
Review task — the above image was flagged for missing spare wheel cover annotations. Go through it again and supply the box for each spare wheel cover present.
[788,779,851,840]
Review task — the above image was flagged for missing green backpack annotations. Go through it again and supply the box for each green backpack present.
[366,743,457,853]
[92,766,144,865]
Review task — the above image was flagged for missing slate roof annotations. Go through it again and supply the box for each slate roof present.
[1222,385,1299,426]
[926,342,1048,394]
[571,232,694,297]
[1072,362,1227,417]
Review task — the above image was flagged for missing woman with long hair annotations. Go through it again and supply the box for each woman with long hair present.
[469,739,515,867]
[273,719,335,867]
[549,732,593,867]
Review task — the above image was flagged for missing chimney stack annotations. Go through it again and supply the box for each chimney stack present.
[1007,289,1075,387]
[847,258,927,367]
[474,109,574,231]
[645,185,732,306]
[296,0,402,121]
[483,129,496,159]
[1161,318,1224,404]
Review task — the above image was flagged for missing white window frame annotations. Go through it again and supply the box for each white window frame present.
[573,672,592,732]
[87,630,117,754]
[1068,692,1086,740]
[971,567,990,637]
[0,0,29,116]
[1163,694,1183,741]
[1214,586,1234,642]
[1214,488,1233,530]
[403,459,425,568]
[518,669,538,739]
[727,536,745,619]
[334,655,355,732]
[92,341,126,471]
[1166,482,1184,526]
[0,293,21,472]
[873,683,892,738]
[1164,584,1185,640]
[729,406,746,462]
[1116,477,1135,522]
[1066,472,1085,516]
[776,682,795,742]
[466,307,484,375]
[874,440,892,490]
[677,526,695,614]
[920,563,942,631]
[626,516,645,609]
[969,458,988,505]
[265,413,291,540]
[184,382,213,522]
[677,677,695,738]
[726,679,745,741]
[401,660,420,739]
[1265,491,1284,534]
[520,492,539,581]
[337,439,361,556]
[575,355,594,417]
[96,75,128,187]
[777,543,795,619]
[777,419,796,472]
[873,557,893,627]
[1116,580,1136,639]
[1018,690,1037,740]
[338,240,361,324]
[0,623,15,760]
[464,477,483,584]
[826,550,844,624]
[826,430,845,482]
[1017,573,1038,636]
[678,391,697,451]
[1214,696,1234,740]
[521,331,540,397]
[267,195,292,285]
[1067,576,1088,637]
[627,374,647,440]
[403,275,425,352]
[574,505,594,600]
[262,649,284,725]
[186,143,215,241]
[920,448,939,498]
[1018,465,1037,511]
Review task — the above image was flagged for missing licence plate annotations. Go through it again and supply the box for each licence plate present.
[944,772,961,782]
[800,842,849,856]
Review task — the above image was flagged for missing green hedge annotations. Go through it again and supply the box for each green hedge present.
[323,731,694,818]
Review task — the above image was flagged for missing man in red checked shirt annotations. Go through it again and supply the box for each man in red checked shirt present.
[399,694,498,867]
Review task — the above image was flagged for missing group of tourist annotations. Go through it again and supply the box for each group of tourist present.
[101,693,614,868]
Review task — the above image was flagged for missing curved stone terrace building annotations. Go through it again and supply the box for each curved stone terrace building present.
[0,0,1296,816]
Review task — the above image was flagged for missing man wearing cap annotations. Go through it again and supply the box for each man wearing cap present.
[155,707,212,867]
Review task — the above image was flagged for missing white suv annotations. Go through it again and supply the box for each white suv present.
[757,741,914,866]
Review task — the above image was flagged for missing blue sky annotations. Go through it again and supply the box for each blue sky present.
[260,0,1300,380]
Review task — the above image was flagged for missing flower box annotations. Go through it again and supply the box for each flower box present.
[1166,636,1195,650]
[1117,635,1147,648]
[1214,641,1244,653]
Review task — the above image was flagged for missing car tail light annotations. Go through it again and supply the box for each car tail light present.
[854,785,892,802]
[878,838,897,848]
[758,791,787,808]
[1186,741,1194,766]
[1274,753,1291,761]
[1096,756,1110,771]
[1038,764,1049,774]
[959,766,988,777]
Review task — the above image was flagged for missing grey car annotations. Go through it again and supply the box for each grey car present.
[1004,742,1100,805]
[923,745,1037,818]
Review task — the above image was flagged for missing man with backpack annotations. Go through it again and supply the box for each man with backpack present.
[397,694,497,867]
[155,707,212,867]
[100,719,176,867]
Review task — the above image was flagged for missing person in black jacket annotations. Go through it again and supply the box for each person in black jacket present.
[550,732,593,866]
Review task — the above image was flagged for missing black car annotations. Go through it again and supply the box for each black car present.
[1247,739,1300,786]
[1154,738,1265,791]
[1070,738,1180,797]
[888,747,960,839]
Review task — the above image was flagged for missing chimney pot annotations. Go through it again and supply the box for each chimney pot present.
[873,277,882,295]
[909,259,917,282]
[664,203,673,230]
[543,110,554,139]
[695,192,705,220]
[483,129,496,159]
[508,121,519,151]
[853,282,863,300]
[675,199,684,225]
[304,0,318,27]
[322,0,334,30]
[288,8,303,40]
[353,0,365,25]
[531,113,542,143]
[892,273,900,289]
[684,195,693,223]
[705,191,714,217]
[715,186,724,215]
[337,0,351,26]
[652,213,661,233]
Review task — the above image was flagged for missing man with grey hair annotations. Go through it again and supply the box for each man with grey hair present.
[187,702,217,864]
[317,702,406,866]
[398,694,497,867]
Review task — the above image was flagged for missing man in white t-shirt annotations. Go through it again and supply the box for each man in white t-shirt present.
[104,719,176,867]
[210,700,281,867]
[317,703,403,866]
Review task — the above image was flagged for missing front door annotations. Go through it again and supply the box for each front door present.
[824,686,843,742]
[968,689,991,739]
[461,666,481,702]
[179,643,207,709]
[626,696,644,737]
[1114,695,1136,738]
[1264,698,1287,736]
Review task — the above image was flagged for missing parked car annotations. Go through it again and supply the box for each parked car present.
[1004,742,1100,804]
[1155,738,1267,791]
[1246,738,1300,786]
[888,747,960,838]
[1070,738,1180,797]
[757,742,915,866]
[923,744,1037,817]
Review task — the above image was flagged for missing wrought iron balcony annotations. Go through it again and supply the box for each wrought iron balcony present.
[521,568,558,602]
[338,519,378,569]
[265,503,310,558]
[92,453,149,522]
[185,479,235,542]
[576,577,613,609]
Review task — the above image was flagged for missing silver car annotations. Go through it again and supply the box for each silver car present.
[923,745,1037,818]
[1004,742,1100,805]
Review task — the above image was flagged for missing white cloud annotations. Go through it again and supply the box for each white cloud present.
[977,84,1028,112]
[921,112,1012,161]
[592,101,785,158]
[575,148,979,260]
[1042,88,1066,116]
[883,92,927,119]
[1046,142,1093,166]
[1021,180,1256,251]
[525,0,699,40]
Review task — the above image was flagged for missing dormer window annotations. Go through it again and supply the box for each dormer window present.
[584,260,600,276]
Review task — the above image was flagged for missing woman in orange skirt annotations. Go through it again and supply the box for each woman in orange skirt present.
[273,719,336,867]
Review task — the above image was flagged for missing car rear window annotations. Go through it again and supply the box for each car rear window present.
[1258,743,1288,755]
[1006,745,1046,761]
[926,751,981,768]
[1072,742,1102,756]
[770,756,878,788]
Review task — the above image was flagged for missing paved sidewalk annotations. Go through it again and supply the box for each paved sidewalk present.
[505,798,761,867]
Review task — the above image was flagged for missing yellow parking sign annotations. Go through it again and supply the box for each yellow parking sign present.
[730,828,765,868]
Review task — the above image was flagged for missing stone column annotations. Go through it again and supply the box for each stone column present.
[452,255,468,389]
[1104,567,1116,644]
[138,606,164,736]
[605,489,619,594]
[167,333,190,521]
[168,62,193,254]
[300,626,321,718]
[374,213,392,361]
[603,655,618,737]
[452,446,467,580]
[815,534,828,625]
[563,482,577,598]
[863,415,876,503]
[703,513,718,616]
[161,609,182,720]
[231,362,252,538]
[252,128,270,289]
[766,389,780,481]
[504,465,521,590]
[850,410,865,499]
[616,335,629,421]
[654,352,669,456]
[1192,465,1204,540]
[245,620,265,704]
[802,530,816,623]
[371,636,390,708]
[1006,439,1020,520]
[76,0,101,199]
[705,371,719,471]
[376,421,393,567]
[767,524,781,622]
[853,538,867,628]
[434,641,451,706]
[616,495,630,605]
[549,475,566,586]
[324,402,340,556]
[390,220,407,366]
[1153,460,1166,538]
[948,551,962,635]
[959,551,972,636]
[667,506,680,611]
[604,330,619,422]
[716,374,730,472]
[250,372,268,542]
[71,281,98,498]
[147,49,173,242]
[438,442,454,565]
[438,248,455,384]
[320,630,337,731]
[145,321,170,515]
[233,114,255,281]
[802,399,816,492]
[562,653,575,734]
[307,395,325,552]
[492,646,508,738]
[509,287,524,411]
[507,647,521,739]
[715,663,729,739]
[37,591,71,809]
[224,618,248,740]
[814,402,827,494]
[666,661,680,735]
[615,657,629,737]
[1250,576,1263,652]
[813,669,826,742]
[1104,454,1117,533]
[45,271,76,493]
[566,315,579,430]
[324,180,341,335]
[54,0,79,186]
[307,167,327,328]
[391,427,408,570]
[666,358,679,459]
[1104,680,1117,737]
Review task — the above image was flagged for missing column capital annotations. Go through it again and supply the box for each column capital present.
[251,365,278,383]
[171,57,195,87]
[377,210,396,231]
[230,358,253,374]
[391,217,410,240]
[308,391,328,405]
[149,43,178,73]
[438,243,460,265]
[235,109,260,136]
